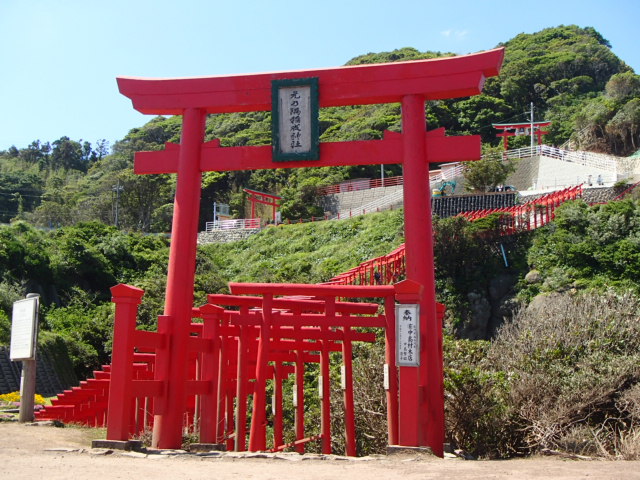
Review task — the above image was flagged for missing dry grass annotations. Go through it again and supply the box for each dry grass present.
[443,290,640,458]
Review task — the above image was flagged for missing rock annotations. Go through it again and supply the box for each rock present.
[463,291,491,340]
[454,449,476,460]
[89,448,113,456]
[524,270,543,284]
[488,295,521,337]
[526,292,563,315]
[121,451,148,458]
[489,273,517,301]
[198,229,260,245]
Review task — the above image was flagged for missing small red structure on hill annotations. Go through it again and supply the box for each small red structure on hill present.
[243,188,281,223]
[493,121,551,150]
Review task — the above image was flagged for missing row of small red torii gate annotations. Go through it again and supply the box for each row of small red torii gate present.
[105,47,505,457]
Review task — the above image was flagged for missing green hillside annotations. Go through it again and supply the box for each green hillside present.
[1,24,640,459]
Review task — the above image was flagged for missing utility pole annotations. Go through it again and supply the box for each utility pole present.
[112,180,124,227]
[530,102,535,149]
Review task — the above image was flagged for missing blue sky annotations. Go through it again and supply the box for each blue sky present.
[1,0,638,151]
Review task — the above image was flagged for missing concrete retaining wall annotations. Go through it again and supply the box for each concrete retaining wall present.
[198,229,261,245]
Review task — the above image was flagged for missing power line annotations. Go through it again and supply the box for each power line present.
[0,191,45,199]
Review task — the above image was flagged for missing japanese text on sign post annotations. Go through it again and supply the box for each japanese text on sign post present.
[271,77,319,161]
[395,304,420,367]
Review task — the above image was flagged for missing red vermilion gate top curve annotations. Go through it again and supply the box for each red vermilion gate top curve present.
[117,48,504,114]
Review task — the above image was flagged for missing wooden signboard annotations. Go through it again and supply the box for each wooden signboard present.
[10,297,39,361]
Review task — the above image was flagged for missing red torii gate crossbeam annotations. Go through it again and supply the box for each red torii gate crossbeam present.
[493,121,551,150]
[116,47,504,455]
[242,188,281,221]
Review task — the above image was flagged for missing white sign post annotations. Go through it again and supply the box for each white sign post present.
[10,294,40,422]
[395,304,420,367]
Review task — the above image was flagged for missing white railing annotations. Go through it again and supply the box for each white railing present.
[205,218,261,231]
[442,163,465,180]
[428,164,465,184]
[336,189,404,219]
[504,145,629,174]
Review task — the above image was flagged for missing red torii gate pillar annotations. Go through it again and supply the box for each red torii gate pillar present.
[116,48,504,455]
[401,95,441,449]
[151,108,207,447]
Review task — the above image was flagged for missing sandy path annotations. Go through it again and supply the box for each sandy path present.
[2,422,640,479]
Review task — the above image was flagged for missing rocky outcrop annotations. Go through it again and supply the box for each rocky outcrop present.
[455,273,520,340]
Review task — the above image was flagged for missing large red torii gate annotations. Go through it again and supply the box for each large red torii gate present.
[116,47,504,455]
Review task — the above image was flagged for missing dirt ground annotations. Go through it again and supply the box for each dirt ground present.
[2,422,640,480]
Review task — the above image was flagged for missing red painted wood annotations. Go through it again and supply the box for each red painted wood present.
[229,282,394,298]
[272,363,286,449]
[207,293,380,315]
[133,131,480,175]
[198,304,224,443]
[106,284,144,441]
[235,324,249,451]
[294,348,305,454]
[398,95,428,448]
[248,294,273,451]
[384,296,399,445]
[112,47,505,456]
[152,108,206,449]
[341,323,357,456]
[118,49,504,115]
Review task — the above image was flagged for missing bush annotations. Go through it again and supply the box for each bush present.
[444,337,523,458]
[486,291,640,457]
[442,290,640,458]
[526,198,640,295]
[44,291,114,378]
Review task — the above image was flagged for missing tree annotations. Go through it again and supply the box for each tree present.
[116,171,174,232]
[605,72,640,102]
[51,136,86,172]
[463,145,516,192]
[606,98,640,154]
[94,139,110,161]
[452,95,513,142]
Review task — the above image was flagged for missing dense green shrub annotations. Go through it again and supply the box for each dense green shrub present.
[525,198,640,297]
[44,291,115,378]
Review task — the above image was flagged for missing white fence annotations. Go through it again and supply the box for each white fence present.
[205,218,261,231]
[504,145,635,177]
[430,163,465,183]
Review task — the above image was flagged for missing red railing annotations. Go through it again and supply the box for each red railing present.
[323,244,406,286]
[322,186,584,287]
[611,181,640,202]
[457,185,583,234]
